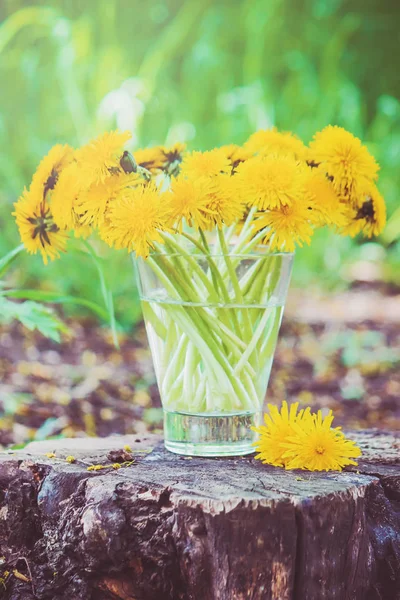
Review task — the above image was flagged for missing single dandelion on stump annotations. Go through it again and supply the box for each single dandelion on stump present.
[252,401,311,467]
[282,409,362,471]
[253,403,361,472]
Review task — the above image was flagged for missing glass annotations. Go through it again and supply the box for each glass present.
[135,249,294,456]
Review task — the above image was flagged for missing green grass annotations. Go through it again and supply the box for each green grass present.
[1,0,399,328]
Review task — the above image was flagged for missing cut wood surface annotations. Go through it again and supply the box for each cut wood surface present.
[0,431,399,600]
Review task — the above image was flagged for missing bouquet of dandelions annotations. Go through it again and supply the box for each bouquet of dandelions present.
[14,126,386,431]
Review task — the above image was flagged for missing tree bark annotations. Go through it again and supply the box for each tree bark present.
[0,430,399,600]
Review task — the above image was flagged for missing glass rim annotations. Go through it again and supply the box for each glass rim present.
[146,253,294,260]
[145,247,295,259]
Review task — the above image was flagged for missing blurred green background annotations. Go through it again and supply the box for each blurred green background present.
[1,0,399,329]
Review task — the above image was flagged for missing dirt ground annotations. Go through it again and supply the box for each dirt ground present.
[0,286,399,448]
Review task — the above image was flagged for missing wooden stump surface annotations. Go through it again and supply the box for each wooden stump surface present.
[0,430,399,600]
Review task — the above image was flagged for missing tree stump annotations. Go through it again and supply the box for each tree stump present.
[0,430,399,600]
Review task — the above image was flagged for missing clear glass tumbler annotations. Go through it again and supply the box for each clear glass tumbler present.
[135,248,294,456]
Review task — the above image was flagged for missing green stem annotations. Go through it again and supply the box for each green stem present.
[217,227,253,343]
[159,234,219,302]
[169,231,242,337]
[239,259,265,299]
[146,257,257,411]
[236,228,266,255]
[161,333,189,400]
[233,207,257,249]
[198,228,210,253]
[141,301,167,339]
[0,244,25,278]
[82,240,119,348]
[234,307,273,375]
[151,253,233,350]
[153,250,254,364]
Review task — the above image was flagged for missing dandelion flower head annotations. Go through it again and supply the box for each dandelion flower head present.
[308,126,379,202]
[342,182,386,239]
[282,410,362,471]
[200,174,246,230]
[236,154,307,210]
[75,130,131,186]
[76,172,143,228]
[50,162,84,231]
[220,144,253,173]
[99,183,171,258]
[180,149,231,179]
[30,144,74,200]
[169,176,215,231]
[304,169,347,228]
[253,200,315,252]
[245,127,307,160]
[252,401,310,467]
[13,188,68,264]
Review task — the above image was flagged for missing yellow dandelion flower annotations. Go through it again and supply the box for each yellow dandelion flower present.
[220,144,252,173]
[253,199,314,252]
[236,154,307,210]
[200,174,246,230]
[50,163,83,231]
[169,174,245,231]
[30,144,74,200]
[308,125,379,202]
[99,184,171,258]
[305,169,347,228]
[13,188,68,264]
[134,142,186,177]
[282,410,361,471]
[342,182,386,238]
[244,127,307,160]
[76,171,142,228]
[161,142,186,177]
[133,146,165,174]
[75,130,131,186]
[252,401,311,467]
[180,149,231,179]
[169,176,214,231]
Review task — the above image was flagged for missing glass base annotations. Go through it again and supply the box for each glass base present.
[163,410,261,457]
